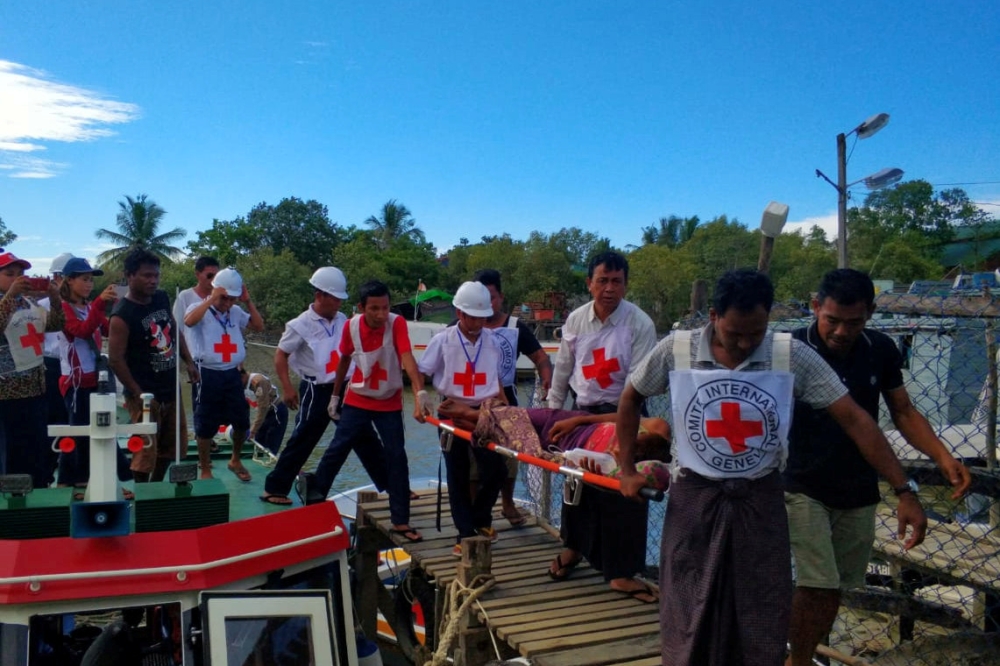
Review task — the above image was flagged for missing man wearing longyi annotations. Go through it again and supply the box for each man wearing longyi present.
[616,268,926,666]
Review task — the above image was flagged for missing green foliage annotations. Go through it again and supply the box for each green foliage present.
[236,248,315,328]
[332,231,439,305]
[674,215,757,276]
[365,200,425,250]
[641,215,700,248]
[0,215,16,247]
[626,244,699,330]
[95,194,186,270]
[189,197,343,270]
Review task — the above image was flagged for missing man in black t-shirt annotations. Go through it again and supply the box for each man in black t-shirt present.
[108,249,199,482]
[784,269,971,666]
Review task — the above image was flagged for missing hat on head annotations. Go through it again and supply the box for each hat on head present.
[452,281,493,318]
[0,250,31,271]
[50,253,76,275]
[62,257,105,277]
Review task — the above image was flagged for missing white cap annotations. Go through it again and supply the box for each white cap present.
[310,267,348,299]
[50,253,75,275]
[212,267,243,297]
[452,281,493,318]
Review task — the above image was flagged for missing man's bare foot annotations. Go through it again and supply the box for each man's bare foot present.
[199,464,213,480]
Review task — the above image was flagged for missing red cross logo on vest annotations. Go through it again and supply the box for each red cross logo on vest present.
[706,402,763,453]
[454,362,486,397]
[19,322,44,356]
[367,361,389,390]
[581,348,621,388]
[325,350,340,374]
[214,333,238,363]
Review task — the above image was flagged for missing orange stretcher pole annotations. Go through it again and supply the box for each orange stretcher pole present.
[425,415,664,502]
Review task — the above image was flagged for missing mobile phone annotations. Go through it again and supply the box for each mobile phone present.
[26,276,50,291]
[113,284,129,299]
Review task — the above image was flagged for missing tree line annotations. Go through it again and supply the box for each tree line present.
[2,181,993,333]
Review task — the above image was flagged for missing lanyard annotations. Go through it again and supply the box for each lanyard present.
[210,308,231,331]
[459,329,483,371]
[317,317,338,338]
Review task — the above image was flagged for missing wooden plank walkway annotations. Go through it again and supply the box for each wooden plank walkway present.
[357,490,662,666]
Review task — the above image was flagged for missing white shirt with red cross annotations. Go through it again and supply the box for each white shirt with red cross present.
[346,313,404,401]
[3,302,47,373]
[185,304,250,371]
[278,306,348,384]
[419,325,502,407]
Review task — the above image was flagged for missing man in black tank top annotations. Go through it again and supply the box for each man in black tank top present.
[108,249,199,482]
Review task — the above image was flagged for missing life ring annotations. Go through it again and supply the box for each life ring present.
[553,327,563,341]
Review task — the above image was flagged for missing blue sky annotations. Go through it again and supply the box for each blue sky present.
[2,1,998,274]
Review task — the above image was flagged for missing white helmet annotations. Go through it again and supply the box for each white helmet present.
[212,267,243,297]
[50,253,75,275]
[452,281,493,317]
[310,267,348,299]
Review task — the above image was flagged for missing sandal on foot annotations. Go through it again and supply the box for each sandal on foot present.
[227,463,252,482]
[503,507,527,527]
[548,553,582,581]
[389,527,424,543]
[614,583,658,604]
[259,494,293,506]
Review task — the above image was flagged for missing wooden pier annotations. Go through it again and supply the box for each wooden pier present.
[355,490,661,666]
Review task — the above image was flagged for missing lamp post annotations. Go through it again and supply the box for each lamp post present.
[816,112,903,268]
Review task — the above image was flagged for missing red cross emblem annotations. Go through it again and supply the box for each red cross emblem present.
[214,333,239,363]
[325,350,340,374]
[453,362,486,397]
[706,402,763,453]
[581,348,621,388]
[19,322,44,356]
[367,361,389,390]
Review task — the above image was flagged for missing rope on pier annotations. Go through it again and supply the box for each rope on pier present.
[423,573,497,666]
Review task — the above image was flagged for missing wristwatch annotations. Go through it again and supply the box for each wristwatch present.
[892,478,919,497]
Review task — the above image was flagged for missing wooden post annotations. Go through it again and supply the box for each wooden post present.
[454,536,494,666]
[356,490,382,641]
[690,280,708,317]
[757,235,776,274]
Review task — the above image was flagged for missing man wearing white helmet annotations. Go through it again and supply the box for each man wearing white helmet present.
[418,281,508,556]
[262,267,386,505]
[184,267,263,481]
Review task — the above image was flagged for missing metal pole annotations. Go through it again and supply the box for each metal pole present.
[837,132,848,268]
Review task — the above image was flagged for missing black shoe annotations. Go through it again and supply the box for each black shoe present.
[295,472,326,505]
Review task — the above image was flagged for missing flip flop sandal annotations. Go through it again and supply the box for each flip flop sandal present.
[389,528,424,543]
[227,463,252,482]
[615,584,658,604]
[548,553,582,581]
[259,494,293,506]
[503,509,527,527]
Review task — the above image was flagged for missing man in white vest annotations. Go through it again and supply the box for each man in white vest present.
[300,281,429,542]
[617,268,927,666]
[419,281,506,557]
[184,267,264,481]
[474,268,553,526]
[545,251,658,602]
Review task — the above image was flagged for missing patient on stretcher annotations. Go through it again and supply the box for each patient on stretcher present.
[436,398,672,492]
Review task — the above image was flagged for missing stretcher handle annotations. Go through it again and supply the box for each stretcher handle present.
[427,415,665,502]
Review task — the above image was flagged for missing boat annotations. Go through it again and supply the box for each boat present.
[0,381,362,666]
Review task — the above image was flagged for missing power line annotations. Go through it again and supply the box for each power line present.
[931,180,1000,187]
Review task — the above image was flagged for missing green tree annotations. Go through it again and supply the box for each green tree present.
[0,215,16,247]
[847,180,968,272]
[675,215,756,277]
[332,231,439,304]
[641,215,700,248]
[95,194,186,269]
[246,198,343,269]
[186,216,264,267]
[365,199,424,250]
[236,248,315,328]
[627,244,699,331]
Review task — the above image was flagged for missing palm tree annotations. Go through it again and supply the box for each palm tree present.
[95,194,186,269]
[365,199,422,250]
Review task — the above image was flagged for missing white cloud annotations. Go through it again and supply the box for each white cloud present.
[783,212,839,242]
[0,60,140,178]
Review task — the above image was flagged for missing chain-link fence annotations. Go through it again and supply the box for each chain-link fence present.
[515,294,1000,665]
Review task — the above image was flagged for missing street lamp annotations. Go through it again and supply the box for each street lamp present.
[815,112,904,268]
